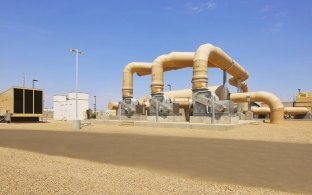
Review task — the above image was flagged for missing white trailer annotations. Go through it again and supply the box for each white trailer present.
[53,92,89,121]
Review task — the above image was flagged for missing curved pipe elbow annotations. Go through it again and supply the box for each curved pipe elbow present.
[193,43,249,90]
[122,62,152,98]
[230,91,284,124]
[193,43,215,62]
[228,77,249,92]
[151,52,194,95]
[123,62,152,75]
[108,101,119,110]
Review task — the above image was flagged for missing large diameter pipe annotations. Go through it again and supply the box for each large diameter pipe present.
[229,78,249,112]
[252,107,309,115]
[108,101,118,110]
[251,107,270,114]
[122,62,152,98]
[151,52,194,95]
[230,91,284,124]
[229,78,248,92]
[151,52,219,95]
[192,43,249,90]
[144,86,225,109]
[284,107,309,114]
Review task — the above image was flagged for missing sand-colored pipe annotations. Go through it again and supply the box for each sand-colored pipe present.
[228,78,248,92]
[151,52,220,95]
[122,62,152,98]
[165,89,192,98]
[230,91,284,123]
[229,78,249,111]
[108,101,118,110]
[140,86,224,109]
[151,52,194,95]
[193,43,249,91]
[252,107,309,115]
[284,107,309,114]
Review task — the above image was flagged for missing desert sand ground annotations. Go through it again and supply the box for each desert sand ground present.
[0,120,312,194]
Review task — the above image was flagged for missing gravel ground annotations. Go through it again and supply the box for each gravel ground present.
[0,147,289,195]
[0,120,311,194]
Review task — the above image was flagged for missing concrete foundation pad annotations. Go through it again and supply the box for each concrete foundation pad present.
[147,116,186,122]
[245,111,253,120]
[190,116,239,124]
[72,120,81,130]
[109,115,147,121]
[238,113,245,120]
[91,119,255,131]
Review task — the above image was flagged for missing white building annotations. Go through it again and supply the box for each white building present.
[53,92,89,121]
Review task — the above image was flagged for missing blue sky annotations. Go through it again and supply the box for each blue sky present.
[0,0,311,109]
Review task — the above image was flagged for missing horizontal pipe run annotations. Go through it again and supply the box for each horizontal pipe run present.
[252,107,309,115]
[151,52,220,95]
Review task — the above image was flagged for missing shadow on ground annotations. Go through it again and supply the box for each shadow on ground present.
[0,129,311,193]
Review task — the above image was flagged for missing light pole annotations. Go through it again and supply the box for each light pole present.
[70,48,83,130]
[32,79,38,89]
[22,73,26,87]
[167,84,171,91]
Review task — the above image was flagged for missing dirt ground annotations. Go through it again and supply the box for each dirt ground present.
[0,120,312,194]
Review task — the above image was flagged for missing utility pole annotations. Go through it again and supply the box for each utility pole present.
[70,48,83,130]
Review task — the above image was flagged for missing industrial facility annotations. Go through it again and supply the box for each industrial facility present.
[107,43,311,126]
[0,43,311,126]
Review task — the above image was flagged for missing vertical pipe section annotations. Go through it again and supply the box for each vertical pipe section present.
[230,91,284,123]
[122,62,152,98]
[192,43,249,92]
